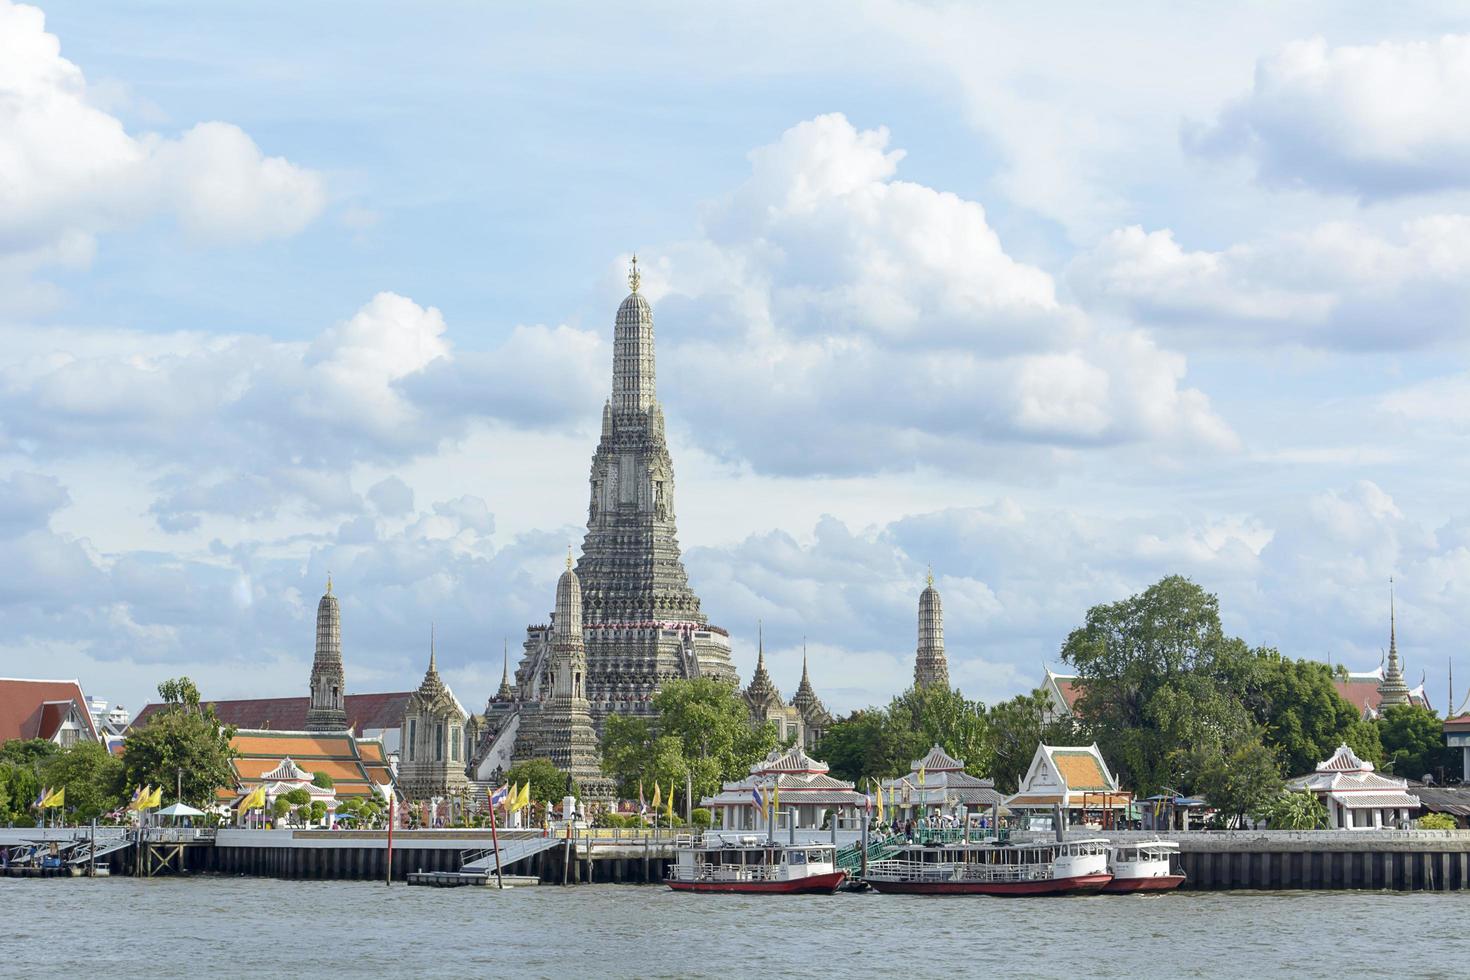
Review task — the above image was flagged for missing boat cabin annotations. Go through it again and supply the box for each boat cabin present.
[670,837,838,884]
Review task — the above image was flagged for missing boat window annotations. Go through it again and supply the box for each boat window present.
[790,850,806,865]
[807,850,823,863]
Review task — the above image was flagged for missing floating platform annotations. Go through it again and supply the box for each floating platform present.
[406,870,540,888]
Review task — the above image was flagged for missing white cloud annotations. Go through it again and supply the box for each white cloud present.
[1070,218,1470,349]
[1186,34,1470,198]
[649,114,1235,473]
[0,0,324,304]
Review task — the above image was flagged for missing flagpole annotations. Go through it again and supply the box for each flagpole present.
[489,798,504,889]
[386,783,395,887]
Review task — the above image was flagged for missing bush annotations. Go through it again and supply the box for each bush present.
[690,808,712,830]
[1418,813,1458,830]
[283,788,312,806]
[312,772,334,789]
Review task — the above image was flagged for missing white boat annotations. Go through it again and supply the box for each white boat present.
[865,838,1112,896]
[667,835,846,894]
[1104,840,1185,892]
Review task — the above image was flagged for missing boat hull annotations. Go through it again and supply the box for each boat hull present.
[866,873,1113,897]
[667,870,847,895]
[1102,874,1185,893]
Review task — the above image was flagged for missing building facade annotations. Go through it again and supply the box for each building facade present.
[740,631,831,749]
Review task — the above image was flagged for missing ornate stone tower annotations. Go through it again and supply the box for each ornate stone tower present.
[399,631,471,801]
[1378,580,1411,709]
[518,257,737,731]
[915,569,950,689]
[528,557,616,801]
[790,645,833,749]
[305,576,348,732]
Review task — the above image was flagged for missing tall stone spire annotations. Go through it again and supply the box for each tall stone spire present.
[915,567,949,689]
[305,575,348,731]
[744,621,782,705]
[790,640,832,746]
[1379,578,1411,708]
[538,561,614,801]
[495,639,515,702]
[563,264,737,724]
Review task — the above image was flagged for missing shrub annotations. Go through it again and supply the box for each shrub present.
[690,808,712,830]
[1418,813,1458,830]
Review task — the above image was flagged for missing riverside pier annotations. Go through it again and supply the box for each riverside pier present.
[6,825,1470,890]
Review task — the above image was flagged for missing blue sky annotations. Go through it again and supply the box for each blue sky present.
[5,1,1470,721]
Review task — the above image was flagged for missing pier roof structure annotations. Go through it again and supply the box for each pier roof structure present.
[1006,743,1130,813]
[702,745,865,831]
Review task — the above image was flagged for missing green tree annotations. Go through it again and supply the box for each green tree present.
[40,741,124,821]
[690,807,712,831]
[1378,705,1449,780]
[308,801,327,824]
[1061,576,1256,795]
[271,797,291,820]
[121,676,237,807]
[882,685,993,778]
[282,788,311,806]
[986,688,1086,793]
[506,758,572,803]
[819,710,890,783]
[601,679,779,803]
[1254,790,1328,830]
[312,772,334,789]
[1191,736,1283,827]
[0,738,60,768]
[1244,654,1367,777]
[1418,813,1457,830]
[0,761,40,824]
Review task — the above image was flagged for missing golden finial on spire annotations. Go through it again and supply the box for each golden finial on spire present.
[628,253,641,293]
[326,571,332,596]
[926,564,934,588]
[567,544,574,571]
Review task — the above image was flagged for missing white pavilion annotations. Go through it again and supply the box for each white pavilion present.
[1286,743,1421,829]
[878,745,1006,822]
[701,745,865,832]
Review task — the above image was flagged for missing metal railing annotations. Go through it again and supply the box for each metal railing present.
[865,857,1056,883]
[668,863,780,883]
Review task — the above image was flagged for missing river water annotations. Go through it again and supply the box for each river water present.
[2,877,1462,978]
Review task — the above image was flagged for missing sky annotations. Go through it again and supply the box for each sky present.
[5,0,1470,720]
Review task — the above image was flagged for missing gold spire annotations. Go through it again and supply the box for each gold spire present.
[326,571,332,596]
[566,545,574,571]
[628,254,641,293]
[926,564,934,588]
[429,623,436,673]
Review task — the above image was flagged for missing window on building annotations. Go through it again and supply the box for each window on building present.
[408,719,417,761]
[451,726,461,762]
[59,728,78,748]
[435,722,444,762]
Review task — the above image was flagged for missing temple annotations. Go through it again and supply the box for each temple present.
[397,631,472,801]
[914,569,948,689]
[1005,743,1131,829]
[305,577,348,732]
[1376,581,1411,709]
[483,259,835,789]
[740,629,831,749]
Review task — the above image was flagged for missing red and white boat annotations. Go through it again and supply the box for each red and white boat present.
[864,838,1112,896]
[667,835,846,894]
[1104,840,1186,893]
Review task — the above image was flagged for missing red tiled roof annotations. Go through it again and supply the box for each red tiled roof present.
[0,679,97,743]
[130,691,411,735]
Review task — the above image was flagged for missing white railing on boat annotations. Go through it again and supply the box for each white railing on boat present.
[668,864,781,883]
[865,858,1057,883]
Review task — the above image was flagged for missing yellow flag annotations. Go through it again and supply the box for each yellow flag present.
[772,780,780,812]
[43,787,65,808]
[918,765,926,787]
[666,782,675,822]
[652,782,662,810]
[146,786,164,808]
[874,781,884,822]
[516,782,530,811]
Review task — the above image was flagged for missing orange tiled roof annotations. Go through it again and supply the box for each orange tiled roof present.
[232,733,357,758]
[1053,751,1110,791]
